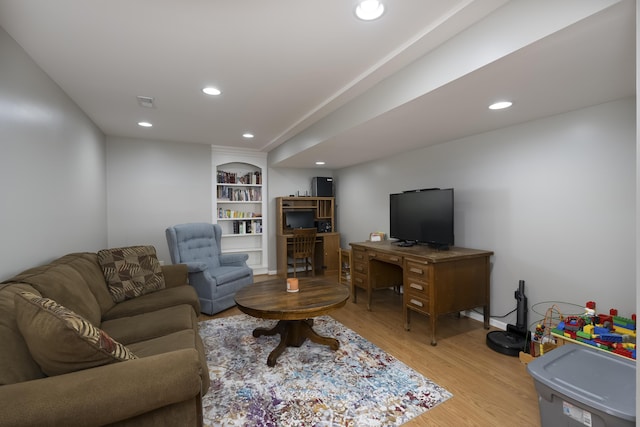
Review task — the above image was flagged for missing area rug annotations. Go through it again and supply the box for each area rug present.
[199,314,452,426]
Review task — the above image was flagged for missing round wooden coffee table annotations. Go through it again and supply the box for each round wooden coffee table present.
[234,277,349,366]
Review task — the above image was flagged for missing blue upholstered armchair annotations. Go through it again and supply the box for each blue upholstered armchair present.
[165,223,254,315]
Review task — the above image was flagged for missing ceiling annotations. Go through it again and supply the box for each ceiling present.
[0,0,635,169]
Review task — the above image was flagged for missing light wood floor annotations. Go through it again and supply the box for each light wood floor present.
[201,275,541,426]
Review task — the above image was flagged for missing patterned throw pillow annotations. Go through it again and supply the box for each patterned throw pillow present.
[97,245,166,303]
[15,291,137,376]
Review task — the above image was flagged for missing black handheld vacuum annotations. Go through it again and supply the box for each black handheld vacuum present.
[486,280,530,356]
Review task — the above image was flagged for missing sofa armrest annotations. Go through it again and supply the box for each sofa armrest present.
[220,253,249,266]
[0,349,203,427]
[161,263,188,288]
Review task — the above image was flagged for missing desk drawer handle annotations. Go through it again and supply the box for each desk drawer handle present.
[410,299,423,307]
[355,277,363,284]
[409,283,423,291]
[389,256,400,262]
[355,265,364,272]
[409,267,424,275]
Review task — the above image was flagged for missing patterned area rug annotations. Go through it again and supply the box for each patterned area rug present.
[199,314,452,426]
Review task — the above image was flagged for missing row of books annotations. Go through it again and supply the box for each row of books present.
[217,170,262,185]
[218,208,262,219]
[231,220,262,234]
[217,187,262,201]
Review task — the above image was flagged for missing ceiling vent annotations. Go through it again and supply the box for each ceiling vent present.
[137,96,155,108]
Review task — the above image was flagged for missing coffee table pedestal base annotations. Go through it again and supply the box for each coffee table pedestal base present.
[253,319,340,367]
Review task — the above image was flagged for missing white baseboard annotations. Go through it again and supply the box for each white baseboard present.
[461,310,508,331]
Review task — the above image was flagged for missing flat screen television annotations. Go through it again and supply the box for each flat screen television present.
[284,210,315,229]
[389,188,454,249]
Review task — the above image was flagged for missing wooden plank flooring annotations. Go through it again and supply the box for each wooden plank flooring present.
[201,275,541,426]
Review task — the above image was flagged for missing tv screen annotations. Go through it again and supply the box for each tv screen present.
[389,188,454,249]
[284,210,315,229]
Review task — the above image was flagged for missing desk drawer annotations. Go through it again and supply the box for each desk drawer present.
[353,260,367,275]
[352,248,367,262]
[404,293,430,314]
[352,272,368,290]
[370,251,402,266]
[405,260,432,282]
[404,278,429,297]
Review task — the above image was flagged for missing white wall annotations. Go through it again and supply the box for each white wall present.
[336,98,636,326]
[635,4,639,411]
[105,137,212,264]
[0,27,107,280]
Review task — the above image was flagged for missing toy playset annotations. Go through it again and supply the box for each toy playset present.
[532,301,636,361]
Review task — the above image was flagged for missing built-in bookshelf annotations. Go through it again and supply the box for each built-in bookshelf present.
[212,147,267,274]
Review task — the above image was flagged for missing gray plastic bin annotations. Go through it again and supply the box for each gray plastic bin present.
[527,344,635,427]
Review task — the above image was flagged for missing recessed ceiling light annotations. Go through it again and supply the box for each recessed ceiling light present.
[202,87,222,96]
[242,133,254,139]
[138,121,153,127]
[489,101,513,110]
[315,161,326,166]
[355,0,385,21]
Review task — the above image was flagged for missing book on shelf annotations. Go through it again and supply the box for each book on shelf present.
[228,219,262,235]
[216,186,262,201]
[217,170,262,185]
[218,208,262,219]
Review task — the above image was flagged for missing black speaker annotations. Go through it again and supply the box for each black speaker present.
[312,177,333,197]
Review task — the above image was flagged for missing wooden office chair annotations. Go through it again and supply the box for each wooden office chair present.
[287,228,317,277]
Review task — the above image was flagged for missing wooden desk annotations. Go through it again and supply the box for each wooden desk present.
[276,232,340,277]
[349,241,493,345]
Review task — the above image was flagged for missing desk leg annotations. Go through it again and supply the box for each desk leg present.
[484,304,490,329]
[404,306,411,331]
[483,257,491,330]
[351,281,357,303]
[430,315,437,346]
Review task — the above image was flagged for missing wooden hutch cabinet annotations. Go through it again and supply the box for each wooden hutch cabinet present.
[275,197,340,277]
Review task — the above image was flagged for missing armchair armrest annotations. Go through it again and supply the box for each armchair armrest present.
[220,252,249,266]
[183,261,209,273]
[0,349,203,427]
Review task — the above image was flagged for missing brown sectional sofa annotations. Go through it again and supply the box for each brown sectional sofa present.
[0,251,210,427]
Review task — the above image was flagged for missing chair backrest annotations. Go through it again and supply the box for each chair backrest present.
[166,223,223,270]
[291,228,317,258]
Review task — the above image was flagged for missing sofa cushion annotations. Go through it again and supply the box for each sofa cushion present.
[101,304,198,345]
[210,265,252,284]
[15,291,137,376]
[102,285,200,321]
[5,255,104,326]
[98,245,166,303]
[54,253,117,316]
[0,284,45,385]
[127,328,210,393]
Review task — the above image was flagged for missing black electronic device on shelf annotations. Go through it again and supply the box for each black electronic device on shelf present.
[284,210,315,229]
[486,280,530,356]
